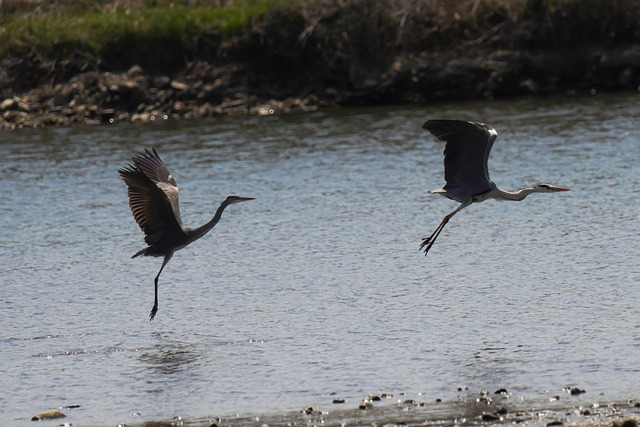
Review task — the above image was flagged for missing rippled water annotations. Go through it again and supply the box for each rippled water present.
[1,92,639,426]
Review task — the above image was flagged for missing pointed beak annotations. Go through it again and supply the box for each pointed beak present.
[551,186,570,192]
[238,197,256,202]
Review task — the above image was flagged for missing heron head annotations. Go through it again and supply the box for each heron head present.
[533,183,570,193]
[225,195,256,204]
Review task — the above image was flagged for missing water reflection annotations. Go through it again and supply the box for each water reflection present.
[138,334,199,377]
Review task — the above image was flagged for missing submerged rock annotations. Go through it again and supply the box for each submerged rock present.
[569,387,586,395]
[359,401,374,410]
[31,409,66,420]
[477,390,492,405]
[481,413,501,421]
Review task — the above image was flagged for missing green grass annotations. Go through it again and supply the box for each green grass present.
[0,0,281,60]
[0,0,639,72]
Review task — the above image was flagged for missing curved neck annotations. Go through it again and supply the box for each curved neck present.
[493,187,538,201]
[187,198,232,242]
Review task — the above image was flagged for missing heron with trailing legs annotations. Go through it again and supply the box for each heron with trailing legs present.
[420,120,569,256]
[119,148,254,320]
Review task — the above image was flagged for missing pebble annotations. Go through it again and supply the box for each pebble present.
[481,413,500,421]
[31,409,66,420]
[127,64,145,77]
[477,390,492,405]
[0,98,15,110]
[170,80,188,91]
[359,401,374,410]
[153,75,171,88]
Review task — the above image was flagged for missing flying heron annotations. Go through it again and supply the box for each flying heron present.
[118,148,254,320]
[420,120,569,256]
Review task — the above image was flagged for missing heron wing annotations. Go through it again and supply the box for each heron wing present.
[423,120,497,197]
[118,148,184,245]
[132,148,184,227]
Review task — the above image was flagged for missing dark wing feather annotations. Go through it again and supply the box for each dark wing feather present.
[118,148,184,245]
[423,120,497,197]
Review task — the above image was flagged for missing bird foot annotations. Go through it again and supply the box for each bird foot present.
[419,237,431,250]
[420,238,434,256]
[149,305,158,321]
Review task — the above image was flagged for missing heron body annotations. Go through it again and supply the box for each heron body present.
[420,120,569,256]
[119,148,254,320]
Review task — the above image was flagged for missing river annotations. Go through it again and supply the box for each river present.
[1,92,639,426]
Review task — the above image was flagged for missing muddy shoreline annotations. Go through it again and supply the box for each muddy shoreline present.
[171,397,640,427]
[1,44,639,130]
[46,390,640,427]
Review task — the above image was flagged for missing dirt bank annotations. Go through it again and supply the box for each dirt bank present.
[2,44,638,130]
[1,0,640,129]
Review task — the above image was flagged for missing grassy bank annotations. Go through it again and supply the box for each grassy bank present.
[0,0,283,69]
[2,0,640,68]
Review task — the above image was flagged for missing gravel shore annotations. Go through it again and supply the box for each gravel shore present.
[109,392,640,427]
[2,44,639,130]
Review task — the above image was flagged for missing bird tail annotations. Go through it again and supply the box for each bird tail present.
[132,247,149,258]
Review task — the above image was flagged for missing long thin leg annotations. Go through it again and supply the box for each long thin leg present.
[150,252,173,321]
[420,202,469,256]
[420,215,450,254]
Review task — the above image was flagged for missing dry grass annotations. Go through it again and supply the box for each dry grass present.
[0,0,638,72]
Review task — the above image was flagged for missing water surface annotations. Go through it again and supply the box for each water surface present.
[1,92,639,426]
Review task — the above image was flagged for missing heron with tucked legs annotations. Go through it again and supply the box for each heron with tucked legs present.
[119,148,254,320]
[420,120,569,256]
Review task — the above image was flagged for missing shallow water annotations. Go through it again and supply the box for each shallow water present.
[1,92,639,426]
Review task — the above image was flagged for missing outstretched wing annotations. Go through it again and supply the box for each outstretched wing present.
[118,148,184,245]
[423,120,497,197]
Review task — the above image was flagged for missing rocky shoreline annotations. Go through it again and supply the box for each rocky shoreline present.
[0,61,326,130]
[186,396,640,427]
[31,390,640,427]
[1,44,639,130]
